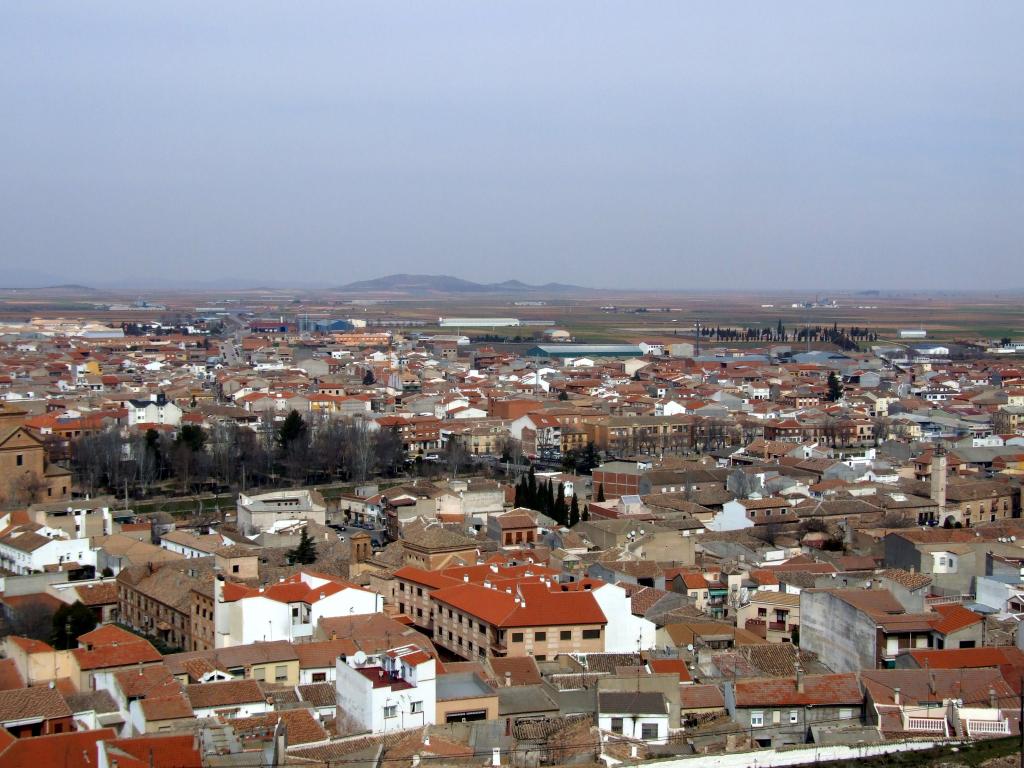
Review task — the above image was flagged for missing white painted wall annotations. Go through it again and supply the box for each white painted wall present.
[593,583,656,652]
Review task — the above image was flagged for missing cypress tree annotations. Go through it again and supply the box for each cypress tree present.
[569,493,580,527]
[289,527,318,565]
[596,483,605,503]
[553,482,567,526]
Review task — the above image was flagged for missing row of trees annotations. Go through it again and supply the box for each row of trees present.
[694,322,879,347]
[72,411,410,497]
[513,467,587,527]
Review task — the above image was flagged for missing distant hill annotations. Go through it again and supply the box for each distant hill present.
[335,274,589,294]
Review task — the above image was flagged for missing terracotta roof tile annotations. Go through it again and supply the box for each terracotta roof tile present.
[733,673,862,707]
[0,686,72,722]
[103,734,202,768]
[185,679,263,709]
[930,603,984,635]
[229,708,328,746]
[0,729,116,768]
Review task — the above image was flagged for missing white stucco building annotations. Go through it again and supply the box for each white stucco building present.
[125,394,182,427]
[598,691,670,744]
[590,582,657,652]
[214,570,383,648]
[335,645,437,734]
[236,489,327,535]
[0,523,97,574]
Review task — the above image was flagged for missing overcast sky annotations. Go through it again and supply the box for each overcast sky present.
[2,3,1021,290]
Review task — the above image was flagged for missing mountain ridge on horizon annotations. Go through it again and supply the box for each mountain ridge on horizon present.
[335,273,592,294]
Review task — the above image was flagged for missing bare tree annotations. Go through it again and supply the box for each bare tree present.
[443,438,472,477]
[343,420,377,482]
[871,415,891,446]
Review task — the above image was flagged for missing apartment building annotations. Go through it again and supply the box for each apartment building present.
[429,581,606,661]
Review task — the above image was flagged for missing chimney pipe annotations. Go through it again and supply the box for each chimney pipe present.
[893,687,901,705]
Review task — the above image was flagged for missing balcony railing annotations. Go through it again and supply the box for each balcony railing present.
[904,715,949,736]
[926,594,973,606]
[967,719,1010,736]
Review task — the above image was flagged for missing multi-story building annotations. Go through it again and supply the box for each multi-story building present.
[118,561,213,652]
[335,645,437,734]
[214,570,382,647]
[736,590,801,643]
[429,581,607,661]
[235,489,326,536]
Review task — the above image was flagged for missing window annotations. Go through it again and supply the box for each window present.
[312,672,326,683]
[535,654,546,661]
[582,629,601,640]
[641,723,659,740]
[511,632,524,643]
[411,701,423,714]
[839,708,854,720]
[534,631,546,642]
[16,454,23,466]
[232,564,240,573]
[750,711,764,728]
[789,710,799,724]
[610,718,623,734]
[560,630,572,641]
[253,667,266,681]
[275,665,287,681]
[399,583,406,592]
[384,705,397,718]
[417,587,423,597]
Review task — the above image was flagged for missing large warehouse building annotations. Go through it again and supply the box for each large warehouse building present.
[439,317,521,328]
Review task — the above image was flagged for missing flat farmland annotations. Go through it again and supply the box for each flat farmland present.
[318,291,1023,346]
[1,288,1020,347]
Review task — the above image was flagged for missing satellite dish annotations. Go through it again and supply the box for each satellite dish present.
[630,530,636,538]
[1013,536,1017,542]
[352,651,368,666]
[686,644,694,652]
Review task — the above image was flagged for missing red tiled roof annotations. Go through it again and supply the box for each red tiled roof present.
[221,572,368,604]
[908,647,1024,670]
[185,679,263,709]
[229,709,328,746]
[103,734,201,768]
[930,604,983,635]
[0,659,24,692]
[6,636,53,654]
[680,684,725,710]
[431,581,606,629]
[79,624,143,648]
[72,641,161,671]
[0,729,116,768]
[648,658,692,683]
[681,573,708,590]
[139,693,193,721]
[733,673,862,707]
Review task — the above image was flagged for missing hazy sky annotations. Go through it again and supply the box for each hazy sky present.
[2,3,1022,290]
